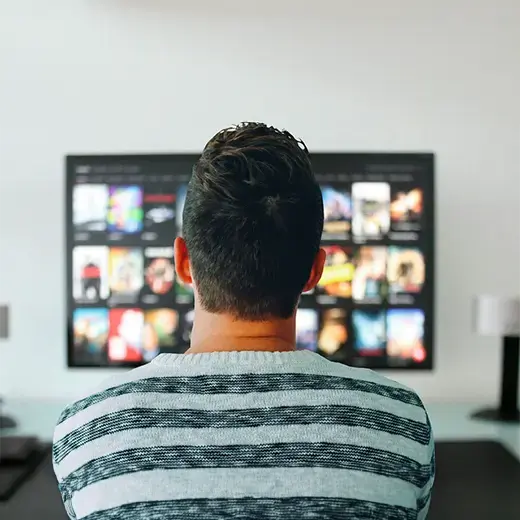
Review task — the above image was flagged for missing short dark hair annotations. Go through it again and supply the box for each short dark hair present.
[182,122,323,320]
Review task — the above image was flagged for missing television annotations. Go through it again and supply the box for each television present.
[66,153,434,370]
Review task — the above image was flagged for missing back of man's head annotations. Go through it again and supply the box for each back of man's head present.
[182,122,324,321]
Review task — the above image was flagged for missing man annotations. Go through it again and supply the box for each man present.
[53,123,434,519]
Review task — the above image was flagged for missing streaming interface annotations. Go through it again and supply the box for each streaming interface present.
[67,154,434,369]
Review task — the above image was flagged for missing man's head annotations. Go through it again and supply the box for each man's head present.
[175,122,325,321]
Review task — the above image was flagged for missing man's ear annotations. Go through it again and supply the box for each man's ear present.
[174,237,193,285]
[302,247,326,293]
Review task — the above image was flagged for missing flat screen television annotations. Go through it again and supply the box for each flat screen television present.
[66,153,434,370]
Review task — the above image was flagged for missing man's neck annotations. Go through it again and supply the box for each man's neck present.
[185,309,296,355]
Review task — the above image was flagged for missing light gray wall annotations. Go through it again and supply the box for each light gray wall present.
[0,0,519,402]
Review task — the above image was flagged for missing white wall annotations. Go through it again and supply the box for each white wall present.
[0,0,519,403]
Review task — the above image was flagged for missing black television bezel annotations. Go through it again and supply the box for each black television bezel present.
[66,152,435,371]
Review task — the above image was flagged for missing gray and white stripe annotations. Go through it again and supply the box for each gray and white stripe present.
[54,388,426,441]
[53,352,434,520]
[71,467,419,519]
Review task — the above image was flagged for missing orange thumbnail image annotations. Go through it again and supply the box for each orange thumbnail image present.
[387,247,425,294]
[317,246,355,298]
[318,309,348,356]
[390,189,423,222]
[142,309,179,361]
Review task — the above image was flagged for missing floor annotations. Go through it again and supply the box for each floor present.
[429,440,520,519]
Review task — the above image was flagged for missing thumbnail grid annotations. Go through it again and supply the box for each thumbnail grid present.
[322,183,423,241]
[69,177,430,368]
[73,184,181,240]
[296,307,427,364]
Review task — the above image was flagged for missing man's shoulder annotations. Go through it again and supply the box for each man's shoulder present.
[322,362,433,462]
[55,362,159,431]
[317,360,427,411]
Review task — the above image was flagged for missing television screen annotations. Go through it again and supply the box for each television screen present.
[67,153,434,369]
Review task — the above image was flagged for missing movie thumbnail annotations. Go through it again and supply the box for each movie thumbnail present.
[352,247,387,302]
[321,186,352,240]
[387,247,425,295]
[73,185,109,232]
[317,246,355,300]
[352,310,386,355]
[107,186,144,234]
[352,183,390,240]
[175,279,194,304]
[143,309,179,361]
[318,309,348,357]
[181,309,195,345]
[144,247,175,297]
[386,309,426,361]
[108,248,144,301]
[176,184,187,234]
[390,188,423,226]
[143,191,176,239]
[72,308,109,363]
[296,309,319,351]
[108,308,144,363]
[72,246,109,302]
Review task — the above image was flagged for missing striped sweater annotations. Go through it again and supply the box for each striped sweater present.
[52,351,435,520]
